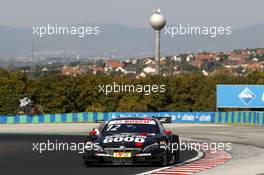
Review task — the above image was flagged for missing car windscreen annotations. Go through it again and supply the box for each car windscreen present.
[101,120,159,134]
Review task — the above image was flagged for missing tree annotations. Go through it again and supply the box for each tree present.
[0,70,28,114]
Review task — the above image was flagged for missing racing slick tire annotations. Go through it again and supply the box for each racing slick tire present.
[172,135,180,164]
[161,152,169,166]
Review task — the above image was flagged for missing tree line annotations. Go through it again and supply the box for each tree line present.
[0,68,263,115]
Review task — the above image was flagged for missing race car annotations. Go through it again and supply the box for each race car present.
[83,117,180,166]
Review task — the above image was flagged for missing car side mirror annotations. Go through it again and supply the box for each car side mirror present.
[164,130,172,135]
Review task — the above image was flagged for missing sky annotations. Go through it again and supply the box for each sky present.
[0,0,263,29]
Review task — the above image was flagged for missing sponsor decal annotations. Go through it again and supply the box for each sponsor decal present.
[94,153,111,157]
[135,153,151,157]
[113,152,131,158]
[217,85,264,108]
[199,115,211,121]
[181,114,195,121]
[103,135,146,144]
[238,88,256,105]
[108,120,156,125]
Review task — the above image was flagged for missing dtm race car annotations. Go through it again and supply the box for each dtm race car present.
[83,117,180,166]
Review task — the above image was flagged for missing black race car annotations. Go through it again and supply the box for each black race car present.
[83,117,180,166]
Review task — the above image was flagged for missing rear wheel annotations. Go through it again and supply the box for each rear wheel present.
[172,135,180,164]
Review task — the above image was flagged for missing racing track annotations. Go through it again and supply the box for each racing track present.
[0,123,264,175]
[0,134,198,175]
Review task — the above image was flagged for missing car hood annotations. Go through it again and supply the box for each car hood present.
[95,133,160,148]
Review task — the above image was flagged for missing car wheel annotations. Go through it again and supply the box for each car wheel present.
[161,152,169,166]
[172,135,180,164]
[172,150,180,164]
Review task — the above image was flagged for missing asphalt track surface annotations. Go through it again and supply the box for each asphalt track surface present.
[1,123,264,175]
[0,134,198,175]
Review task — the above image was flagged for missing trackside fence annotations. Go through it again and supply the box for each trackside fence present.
[0,112,263,126]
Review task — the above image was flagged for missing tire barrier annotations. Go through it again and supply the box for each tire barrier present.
[0,111,263,126]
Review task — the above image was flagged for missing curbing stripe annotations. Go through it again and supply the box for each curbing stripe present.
[148,149,231,175]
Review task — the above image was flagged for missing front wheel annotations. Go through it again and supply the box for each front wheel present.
[172,150,180,164]
[160,151,169,166]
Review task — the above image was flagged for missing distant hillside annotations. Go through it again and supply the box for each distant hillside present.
[0,23,264,57]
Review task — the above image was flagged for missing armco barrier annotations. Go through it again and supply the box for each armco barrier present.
[0,112,263,126]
